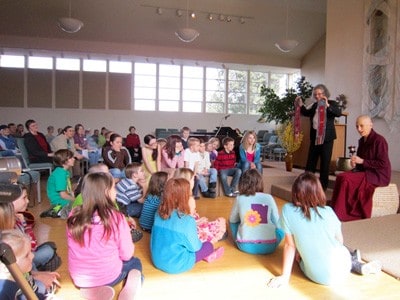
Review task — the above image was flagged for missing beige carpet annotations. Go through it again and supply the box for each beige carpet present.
[342,214,400,279]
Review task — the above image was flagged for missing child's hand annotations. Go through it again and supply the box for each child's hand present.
[32,271,61,289]
[127,216,137,229]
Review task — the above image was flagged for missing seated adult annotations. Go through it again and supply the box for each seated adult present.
[73,124,101,166]
[23,119,54,163]
[50,126,85,176]
[0,124,19,156]
[330,115,391,221]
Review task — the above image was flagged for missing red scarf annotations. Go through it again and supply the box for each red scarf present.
[316,101,326,145]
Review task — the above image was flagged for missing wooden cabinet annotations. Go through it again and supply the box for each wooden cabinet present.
[292,116,346,173]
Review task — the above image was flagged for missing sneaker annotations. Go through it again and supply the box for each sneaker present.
[203,247,224,263]
[131,229,143,243]
[233,190,240,195]
[360,260,382,275]
[226,193,236,198]
[40,206,61,218]
[351,249,361,262]
[80,286,115,300]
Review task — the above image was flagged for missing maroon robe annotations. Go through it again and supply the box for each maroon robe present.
[331,129,391,221]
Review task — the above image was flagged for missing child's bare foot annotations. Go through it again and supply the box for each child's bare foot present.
[118,269,141,300]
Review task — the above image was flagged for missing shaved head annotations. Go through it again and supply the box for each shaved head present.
[356,115,373,138]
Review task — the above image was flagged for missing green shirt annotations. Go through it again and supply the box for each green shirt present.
[46,167,72,207]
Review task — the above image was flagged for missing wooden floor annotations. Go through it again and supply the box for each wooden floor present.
[27,176,400,300]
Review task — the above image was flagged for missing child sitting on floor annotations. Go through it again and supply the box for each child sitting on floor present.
[267,172,381,288]
[13,185,60,272]
[174,168,227,243]
[229,169,283,255]
[150,178,224,274]
[0,229,61,300]
[44,149,76,218]
[139,171,169,232]
[116,162,148,218]
[67,172,143,299]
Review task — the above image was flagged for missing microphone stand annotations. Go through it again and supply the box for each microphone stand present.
[214,115,230,138]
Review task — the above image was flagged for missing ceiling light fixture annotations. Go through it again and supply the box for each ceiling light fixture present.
[175,0,199,43]
[208,13,213,21]
[156,7,163,15]
[275,1,299,53]
[58,0,84,33]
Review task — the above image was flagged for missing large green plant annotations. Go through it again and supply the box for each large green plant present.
[258,76,313,124]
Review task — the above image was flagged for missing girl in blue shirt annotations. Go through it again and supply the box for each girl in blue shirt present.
[150,178,224,274]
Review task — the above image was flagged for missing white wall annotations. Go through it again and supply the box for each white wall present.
[301,35,326,85]
[326,0,400,170]
[0,107,274,139]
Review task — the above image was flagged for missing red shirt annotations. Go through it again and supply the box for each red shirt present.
[125,133,141,148]
[34,133,51,153]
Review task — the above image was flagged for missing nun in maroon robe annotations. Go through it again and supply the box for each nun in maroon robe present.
[331,116,391,221]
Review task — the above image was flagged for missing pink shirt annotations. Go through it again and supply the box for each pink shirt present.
[246,151,255,163]
[67,211,134,287]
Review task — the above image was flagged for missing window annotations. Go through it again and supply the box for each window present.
[56,58,80,71]
[228,69,247,114]
[28,56,53,69]
[83,59,106,72]
[0,49,300,115]
[249,72,268,115]
[134,63,156,111]
[182,66,203,113]
[0,55,25,68]
[205,67,226,113]
[270,73,288,97]
[109,61,132,74]
[159,64,180,112]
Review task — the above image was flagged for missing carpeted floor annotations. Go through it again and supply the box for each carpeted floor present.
[342,214,400,280]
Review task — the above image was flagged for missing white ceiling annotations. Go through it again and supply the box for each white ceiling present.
[0,0,327,61]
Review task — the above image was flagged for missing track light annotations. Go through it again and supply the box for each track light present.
[208,13,213,21]
[156,7,163,15]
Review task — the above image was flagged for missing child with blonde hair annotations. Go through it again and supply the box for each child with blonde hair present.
[0,229,60,299]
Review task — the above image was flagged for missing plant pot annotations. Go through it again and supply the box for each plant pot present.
[285,153,293,172]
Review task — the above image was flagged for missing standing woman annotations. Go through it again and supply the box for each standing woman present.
[238,130,263,174]
[102,133,131,179]
[294,84,342,190]
[141,134,161,181]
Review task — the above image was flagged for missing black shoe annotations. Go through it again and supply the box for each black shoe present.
[131,229,143,243]
[218,231,228,241]
[208,182,217,193]
[202,190,216,198]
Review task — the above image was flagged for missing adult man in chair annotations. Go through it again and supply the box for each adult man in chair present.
[330,115,391,221]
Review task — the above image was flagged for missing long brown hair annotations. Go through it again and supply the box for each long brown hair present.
[164,135,183,159]
[291,172,326,219]
[145,171,168,198]
[67,172,123,246]
[158,178,191,219]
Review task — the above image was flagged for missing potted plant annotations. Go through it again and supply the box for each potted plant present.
[258,76,313,124]
[277,121,303,171]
